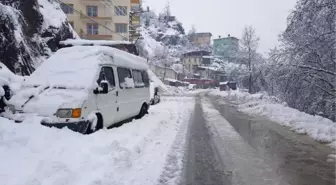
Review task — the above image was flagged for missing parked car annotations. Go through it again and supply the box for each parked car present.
[150,83,160,105]
[6,46,151,134]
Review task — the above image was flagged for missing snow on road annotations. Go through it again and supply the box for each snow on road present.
[201,98,290,185]
[209,90,336,147]
[0,96,194,185]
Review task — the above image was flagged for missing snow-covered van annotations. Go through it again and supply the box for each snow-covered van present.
[6,46,151,133]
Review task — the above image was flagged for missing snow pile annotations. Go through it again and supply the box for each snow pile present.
[163,86,210,96]
[148,70,168,92]
[0,96,194,185]
[0,62,23,92]
[209,90,336,145]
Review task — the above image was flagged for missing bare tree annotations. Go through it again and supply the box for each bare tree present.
[240,26,260,93]
[154,46,170,81]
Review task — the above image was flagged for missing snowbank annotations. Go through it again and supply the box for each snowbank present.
[147,69,168,92]
[0,96,194,185]
[209,90,336,145]
[163,86,210,96]
[0,63,23,92]
[60,39,133,46]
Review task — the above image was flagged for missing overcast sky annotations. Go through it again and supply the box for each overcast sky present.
[143,0,297,54]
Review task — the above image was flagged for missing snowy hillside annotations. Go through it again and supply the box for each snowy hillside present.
[136,9,211,66]
[0,0,78,75]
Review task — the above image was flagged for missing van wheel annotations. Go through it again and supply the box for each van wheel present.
[85,113,103,134]
[136,104,147,119]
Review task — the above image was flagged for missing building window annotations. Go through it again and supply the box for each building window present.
[61,4,73,14]
[87,6,98,17]
[69,21,74,28]
[115,23,128,33]
[87,23,98,35]
[115,6,127,16]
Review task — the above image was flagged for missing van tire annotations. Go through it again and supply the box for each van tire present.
[85,113,103,134]
[136,104,148,119]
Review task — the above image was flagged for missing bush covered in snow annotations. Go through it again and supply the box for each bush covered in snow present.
[0,0,78,75]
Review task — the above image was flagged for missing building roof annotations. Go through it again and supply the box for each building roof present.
[194,32,212,37]
[182,50,212,57]
[213,36,239,41]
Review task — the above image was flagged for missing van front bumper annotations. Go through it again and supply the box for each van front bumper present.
[41,121,90,134]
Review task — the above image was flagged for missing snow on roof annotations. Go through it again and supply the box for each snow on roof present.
[219,81,229,85]
[38,0,67,30]
[60,39,133,46]
[24,46,148,89]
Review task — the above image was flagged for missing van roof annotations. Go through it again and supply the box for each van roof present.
[59,39,139,56]
[24,46,148,89]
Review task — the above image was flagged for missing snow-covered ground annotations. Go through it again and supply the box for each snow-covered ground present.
[162,86,210,96]
[209,90,336,148]
[0,96,194,185]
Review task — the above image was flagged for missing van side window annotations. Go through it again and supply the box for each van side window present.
[132,70,145,88]
[117,67,133,89]
[97,67,115,88]
[141,71,150,87]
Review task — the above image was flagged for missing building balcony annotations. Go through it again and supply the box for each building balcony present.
[131,0,140,4]
[80,14,112,21]
[81,34,113,40]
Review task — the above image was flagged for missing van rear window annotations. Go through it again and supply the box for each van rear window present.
[132,70,145,88]
[141,71,150,87]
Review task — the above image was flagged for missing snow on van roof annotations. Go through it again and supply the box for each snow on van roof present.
[59,39,133,46]
[24,46,149,89]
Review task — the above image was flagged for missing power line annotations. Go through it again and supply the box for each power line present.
[57,0,129,41]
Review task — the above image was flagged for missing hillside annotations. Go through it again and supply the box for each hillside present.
[136,9,211,67]
[0,0,78,75]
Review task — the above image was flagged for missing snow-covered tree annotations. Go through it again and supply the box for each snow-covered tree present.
[240,26,260,93]
[263,0,336,121]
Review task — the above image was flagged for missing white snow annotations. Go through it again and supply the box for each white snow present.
[23,46,148,89]
[38,0,67,30]
[0,96,194,185]
[0,4,24,45]
[0,63,24,93]
[147,69,168,92]
[60,39,133,46]
[8,88,88,117]
[121,77,135,89]
[209,90,336,144]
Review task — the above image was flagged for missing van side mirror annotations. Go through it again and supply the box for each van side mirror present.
[100,81,108,94]
[93,81,108,94]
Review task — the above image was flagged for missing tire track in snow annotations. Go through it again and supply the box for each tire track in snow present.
[201,97,290,185]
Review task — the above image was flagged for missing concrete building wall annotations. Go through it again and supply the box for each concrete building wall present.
[61,0,130,41]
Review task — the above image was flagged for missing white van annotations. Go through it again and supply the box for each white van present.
[6,46,151,133]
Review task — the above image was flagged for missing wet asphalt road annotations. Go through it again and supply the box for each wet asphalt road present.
[182,94,335,185]
[183,98,229,185]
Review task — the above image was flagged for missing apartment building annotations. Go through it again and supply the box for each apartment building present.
[60,0,131,41]
[190,32,212,45]
[129,0,141,41]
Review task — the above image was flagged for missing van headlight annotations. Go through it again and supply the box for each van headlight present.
[56,108,81,118]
